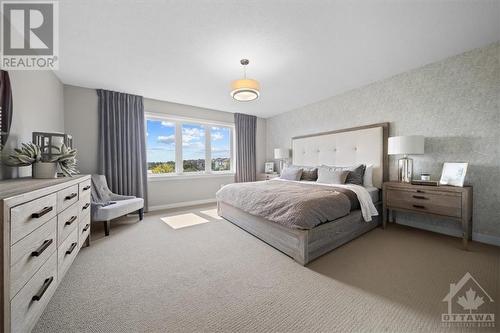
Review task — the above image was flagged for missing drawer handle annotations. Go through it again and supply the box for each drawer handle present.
[66,242,77,255]
[82,203,90,210]
[31,239,53,257]
[65,215,77,226]
[82,224,90,232]
[31,206,53,218]
[413,204,425,209]
[82,185,91,191]
[32,276,54,301]
[412,195,427,200]
[65,193,77,201]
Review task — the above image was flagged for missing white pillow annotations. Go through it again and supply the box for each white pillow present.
[363,164,373,187]
[317,166,349,184]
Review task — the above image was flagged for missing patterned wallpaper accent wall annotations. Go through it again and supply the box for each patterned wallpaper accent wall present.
[266,42,500,242]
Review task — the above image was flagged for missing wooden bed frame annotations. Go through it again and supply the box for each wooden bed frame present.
[219,123,389,265]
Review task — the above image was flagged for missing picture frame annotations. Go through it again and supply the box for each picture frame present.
[439,162,468,187]
[265,162,274,174]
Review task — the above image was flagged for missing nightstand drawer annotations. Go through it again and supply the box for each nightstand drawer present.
[386,189,461,218]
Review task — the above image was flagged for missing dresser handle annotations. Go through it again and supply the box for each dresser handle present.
[416,190,424,193]
[65,193,77,201]
[82,203,90,210]
[413,204,425,209]
[66,242,77,255]
[31,239,53,257]
[31,206,53,218]
[65,215,77,226]
[413,195,427,200]
[82,185,91,191]
[82,224,90,232]
[32,276,54,301]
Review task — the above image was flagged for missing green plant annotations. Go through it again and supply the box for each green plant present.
[53,144,78,177]
[6,142,79,177]
[6,142,41,166]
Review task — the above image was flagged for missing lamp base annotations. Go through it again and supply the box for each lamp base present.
[278,160,284,175]
[398,156,413,183]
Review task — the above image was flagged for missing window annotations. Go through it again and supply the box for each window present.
[146,114,234,177]
[211,126,231,171]
[146,119,176,174]
[182,123,205,172]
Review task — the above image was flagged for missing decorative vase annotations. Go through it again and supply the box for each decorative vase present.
[32,162,58,179]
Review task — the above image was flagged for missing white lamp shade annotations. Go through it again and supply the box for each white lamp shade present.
[274,148,290,159]
[388,135,425,155]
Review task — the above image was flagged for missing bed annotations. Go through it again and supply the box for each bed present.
[217,123,389,265]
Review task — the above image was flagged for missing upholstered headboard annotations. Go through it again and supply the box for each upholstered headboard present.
[291,123,389,188]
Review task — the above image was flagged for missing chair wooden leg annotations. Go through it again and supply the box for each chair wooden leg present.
[138,208,144,221]
[104,220,110,236]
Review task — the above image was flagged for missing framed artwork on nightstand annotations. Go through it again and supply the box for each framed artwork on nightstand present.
[439,162,468,187]
[265,162,274,173]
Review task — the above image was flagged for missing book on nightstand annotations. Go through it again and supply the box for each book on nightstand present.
[410,180,440,186]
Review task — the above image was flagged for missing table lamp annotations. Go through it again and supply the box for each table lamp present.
[388,135,424,183]
[274,148,290,175]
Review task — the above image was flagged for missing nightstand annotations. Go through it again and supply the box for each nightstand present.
[257,173,279,181]
[382,181,473,249]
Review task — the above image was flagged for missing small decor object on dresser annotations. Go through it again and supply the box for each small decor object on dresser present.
[265,162,274,173]
[440,162,468,187]
[6,142,79,179]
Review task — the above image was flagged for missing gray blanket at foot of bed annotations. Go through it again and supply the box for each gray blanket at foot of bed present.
[216,180,355,229]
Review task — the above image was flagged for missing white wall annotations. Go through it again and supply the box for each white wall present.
[1,71,64,179]
[63,85,267,209]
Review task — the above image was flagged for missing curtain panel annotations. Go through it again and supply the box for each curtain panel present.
[97,89,148,209]
[234,113,257,182]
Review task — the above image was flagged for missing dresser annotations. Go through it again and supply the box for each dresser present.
[382,181,472,249]
[0,175,91,333]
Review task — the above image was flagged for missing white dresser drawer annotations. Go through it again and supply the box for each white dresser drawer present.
[78,213,91,248]
[79,193,91,218]
[57,202,79,246]
[11,193,57,245]
[11,251,57,333]
[57,184,79,213]
[10,217,57,298]
[57,228,78,281]
[79,178,92,197]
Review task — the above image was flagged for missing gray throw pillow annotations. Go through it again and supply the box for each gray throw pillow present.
[316,166,349,184]
[285,164,318,181]
[280,167,303,181]
[345,164,366,185]
[299,166,318,181]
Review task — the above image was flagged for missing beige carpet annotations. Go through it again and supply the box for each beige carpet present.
[34,204,500,333]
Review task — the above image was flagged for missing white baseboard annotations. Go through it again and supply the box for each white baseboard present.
[148,199,217,212]
[472,232,500,247]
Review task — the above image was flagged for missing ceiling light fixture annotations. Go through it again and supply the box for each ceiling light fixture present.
[230,59,260,102]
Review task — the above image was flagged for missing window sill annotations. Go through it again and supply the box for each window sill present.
[147,172,235,182]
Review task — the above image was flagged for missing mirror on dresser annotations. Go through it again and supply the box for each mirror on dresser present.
[0,70,13,151]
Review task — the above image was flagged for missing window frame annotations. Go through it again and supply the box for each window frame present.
[145,112,235,180]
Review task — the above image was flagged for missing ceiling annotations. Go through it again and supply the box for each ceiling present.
[57,1,500,118]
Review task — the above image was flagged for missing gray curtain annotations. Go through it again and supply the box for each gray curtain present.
[234,113,257,182]
[97,89,148,209]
